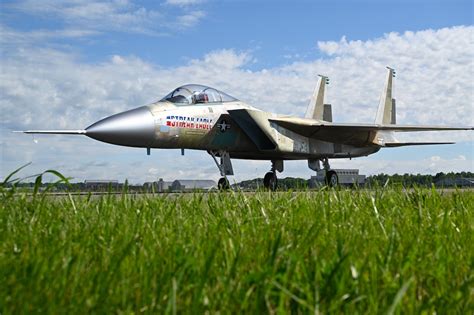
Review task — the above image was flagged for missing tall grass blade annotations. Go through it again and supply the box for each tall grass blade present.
[1,162,32,186]
[385,277,414,315]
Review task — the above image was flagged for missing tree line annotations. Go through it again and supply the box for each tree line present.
[238,172,473,189]
[5,171,473,191]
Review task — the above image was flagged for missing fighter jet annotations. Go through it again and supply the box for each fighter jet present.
[18,67,473,190]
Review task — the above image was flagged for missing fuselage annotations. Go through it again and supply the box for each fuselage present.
[85,99,379,161]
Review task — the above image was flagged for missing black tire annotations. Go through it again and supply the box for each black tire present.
[218,177,230,190]
[325,170,338,187]
[263,172,278,191]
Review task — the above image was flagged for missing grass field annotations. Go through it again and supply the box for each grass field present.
[1,184,473,313]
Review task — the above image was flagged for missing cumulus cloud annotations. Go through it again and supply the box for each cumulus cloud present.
[1,26,473,182]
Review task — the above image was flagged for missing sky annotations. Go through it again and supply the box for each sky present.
[1,0,473,184]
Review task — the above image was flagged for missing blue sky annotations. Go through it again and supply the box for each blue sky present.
[2,0,472,66]
[1,0,473,183]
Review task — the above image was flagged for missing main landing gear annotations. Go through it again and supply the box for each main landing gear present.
[322,158,339,187]
[263,172,277,191]
[209,152,284,191]
[217,177,230,190]
[210,153,337,190]
[308,157,339,187]
[325,170,338,187]
[263,160,283,191]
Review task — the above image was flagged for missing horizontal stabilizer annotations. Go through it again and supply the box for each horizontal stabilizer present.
[14,130,87,135]
[384,142,454,147]
[270,117,473,133]
[269,116,472,146]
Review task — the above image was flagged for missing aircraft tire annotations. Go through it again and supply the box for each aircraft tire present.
[263,171,278,191]
[218,177,230,190]
[325,170,338,187]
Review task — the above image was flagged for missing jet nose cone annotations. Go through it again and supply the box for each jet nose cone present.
[86,106,155,147]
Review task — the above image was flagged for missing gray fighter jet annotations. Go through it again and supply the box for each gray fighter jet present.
[18,67,473,190]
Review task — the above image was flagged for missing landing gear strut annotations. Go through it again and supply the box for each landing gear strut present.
[209,150,234,190]
[263,160,283,191]
[322,158,338,187]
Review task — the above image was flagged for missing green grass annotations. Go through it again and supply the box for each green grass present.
[1,187,473,314]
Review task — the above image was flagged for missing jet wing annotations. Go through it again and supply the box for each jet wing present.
[269,117,473,146]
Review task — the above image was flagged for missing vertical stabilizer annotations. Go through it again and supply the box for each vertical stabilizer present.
[375,67,396,125]
[305,75,329,120]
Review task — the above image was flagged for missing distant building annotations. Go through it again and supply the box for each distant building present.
[84,180,119,190]
[309,169,365,187]
[144,178,171,192]
[144,178,216,192]
[435,177,474,187]
[170,179,217,191]
[157,178,173,192]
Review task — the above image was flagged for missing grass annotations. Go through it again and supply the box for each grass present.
[1,179,473,313]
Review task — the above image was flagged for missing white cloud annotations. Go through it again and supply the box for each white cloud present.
[1,26,473,182]
[5,0,206,35]
[165,0,204,7]
[199,49,253,69]
[0,25,100,45]
[175,10,206,28]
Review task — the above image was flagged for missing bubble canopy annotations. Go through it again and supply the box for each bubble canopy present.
[160,84,238,105]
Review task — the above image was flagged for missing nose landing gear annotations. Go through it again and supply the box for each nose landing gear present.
[209,150,234,191]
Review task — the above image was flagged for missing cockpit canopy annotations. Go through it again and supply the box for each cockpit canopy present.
[160,84,238,105]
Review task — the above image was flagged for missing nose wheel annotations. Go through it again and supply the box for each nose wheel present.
[209,150,234,191]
